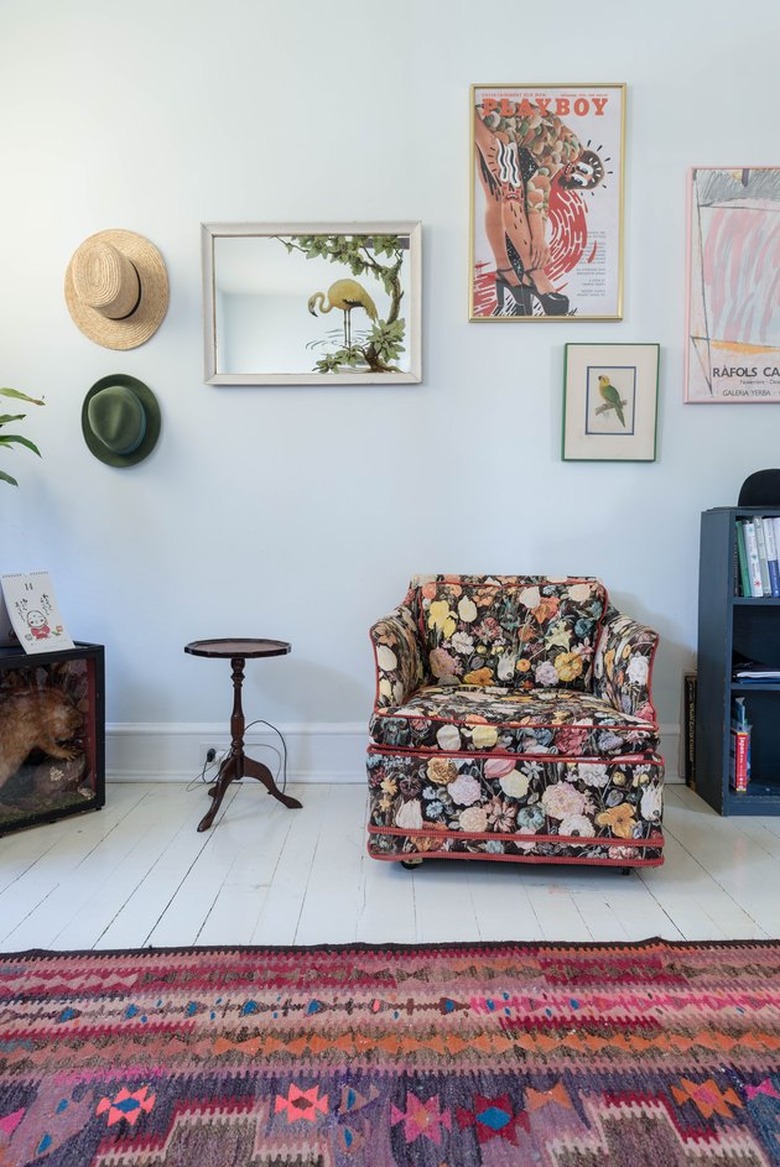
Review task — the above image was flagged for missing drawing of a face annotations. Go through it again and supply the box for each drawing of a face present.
[560,149,605,190]
[27,611,47,630]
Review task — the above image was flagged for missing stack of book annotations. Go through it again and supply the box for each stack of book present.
[733,662,780,682]
[735,515,780,597]
[729,696,751,792]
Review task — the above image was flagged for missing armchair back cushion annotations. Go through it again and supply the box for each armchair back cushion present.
[417,574,607,692]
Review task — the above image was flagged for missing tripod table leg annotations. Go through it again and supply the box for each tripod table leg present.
[242,754,303,809]
[198,752,238,832]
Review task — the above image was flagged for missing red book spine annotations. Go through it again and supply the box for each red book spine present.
[731,730,749,792]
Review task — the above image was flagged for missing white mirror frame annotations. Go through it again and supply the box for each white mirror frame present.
[201,221,422,386]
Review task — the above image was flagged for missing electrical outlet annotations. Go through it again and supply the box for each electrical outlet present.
[199,742,226,769]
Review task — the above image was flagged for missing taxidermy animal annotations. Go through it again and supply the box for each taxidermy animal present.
[307,279,378,347]
[596,374,627,427]
[0,685,82,790]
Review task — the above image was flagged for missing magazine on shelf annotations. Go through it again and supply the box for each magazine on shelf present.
[0,571,74,653]
[733,662,780,681]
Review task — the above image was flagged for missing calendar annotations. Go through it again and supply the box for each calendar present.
[0,571,74,653]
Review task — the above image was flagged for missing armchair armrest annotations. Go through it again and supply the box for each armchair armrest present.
[369,599,425,709]
[592,604,659,721]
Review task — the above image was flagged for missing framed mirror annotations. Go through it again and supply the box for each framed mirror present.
[201,221,422,385]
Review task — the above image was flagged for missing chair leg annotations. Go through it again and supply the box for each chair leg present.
[401,857,424,869]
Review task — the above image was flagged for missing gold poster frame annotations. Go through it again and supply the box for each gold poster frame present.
[470,83,625,322]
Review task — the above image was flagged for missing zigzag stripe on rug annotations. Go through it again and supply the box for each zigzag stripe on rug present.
[1,938,779,1165]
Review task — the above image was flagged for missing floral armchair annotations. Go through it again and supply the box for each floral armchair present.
[367,575,664,869]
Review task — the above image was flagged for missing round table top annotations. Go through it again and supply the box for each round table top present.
[184,638,291,659]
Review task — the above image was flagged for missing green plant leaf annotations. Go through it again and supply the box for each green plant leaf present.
[0,434,41,456]
[1,388,44,485]
[0,387,44,406]
[314,353,344,373]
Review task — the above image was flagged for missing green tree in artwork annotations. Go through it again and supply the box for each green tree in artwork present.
[277,234,408,374]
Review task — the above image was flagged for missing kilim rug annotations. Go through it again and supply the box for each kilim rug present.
[1,940,779,1166]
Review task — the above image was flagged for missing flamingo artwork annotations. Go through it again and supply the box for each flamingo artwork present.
[307,279,378,348]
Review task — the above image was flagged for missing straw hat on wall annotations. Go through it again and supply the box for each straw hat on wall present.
[64,229,169,350]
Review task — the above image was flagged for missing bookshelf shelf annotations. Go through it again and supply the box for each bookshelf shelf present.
[696,507,780,815]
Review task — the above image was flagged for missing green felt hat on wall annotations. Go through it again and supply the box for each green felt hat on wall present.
[81,374,161,467]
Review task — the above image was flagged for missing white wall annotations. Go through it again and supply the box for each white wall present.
[2,0,779,780]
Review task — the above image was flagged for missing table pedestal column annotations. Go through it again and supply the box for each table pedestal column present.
[197,654,302,833]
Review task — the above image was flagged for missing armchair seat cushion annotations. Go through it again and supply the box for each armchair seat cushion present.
[369,684,658,757]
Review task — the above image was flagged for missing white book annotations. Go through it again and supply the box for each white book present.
[0,571,75,653]
[763,515,778,561]
[753,517,771,595]
[762,515,780,596]
[742,520,764,597]
[773,516,780,577]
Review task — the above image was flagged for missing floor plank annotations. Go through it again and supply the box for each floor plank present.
[5,786,201,952]
[248,785,333,947]
[0,785,156,947]
[93,786,226,950]
[0,780,777,951]
[294,785,368,945]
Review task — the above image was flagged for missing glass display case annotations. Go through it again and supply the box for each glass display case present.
[0,642,105,835]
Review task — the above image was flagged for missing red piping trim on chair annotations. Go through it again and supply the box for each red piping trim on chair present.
[371,707,660,735]
[367,745,664,765]
[367,846,664,868]
[366,823,665,849]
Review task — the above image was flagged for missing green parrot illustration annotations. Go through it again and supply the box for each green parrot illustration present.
[596,374,627,427]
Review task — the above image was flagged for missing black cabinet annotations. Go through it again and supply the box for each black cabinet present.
[696,508,780,814]
[0,641,105,835]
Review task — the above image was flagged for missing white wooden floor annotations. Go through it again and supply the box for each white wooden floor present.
[0,781,777,952]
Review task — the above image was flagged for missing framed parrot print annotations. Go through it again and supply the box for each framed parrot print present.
[562,343,660,461]
[201,221,422,385]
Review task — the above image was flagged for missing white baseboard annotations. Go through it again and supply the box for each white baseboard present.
[105,722,682,784]
[105,722,368,783]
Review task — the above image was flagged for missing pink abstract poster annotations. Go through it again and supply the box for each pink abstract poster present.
[686,167,780,402]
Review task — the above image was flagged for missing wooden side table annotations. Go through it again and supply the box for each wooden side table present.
[184,638,302,832]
